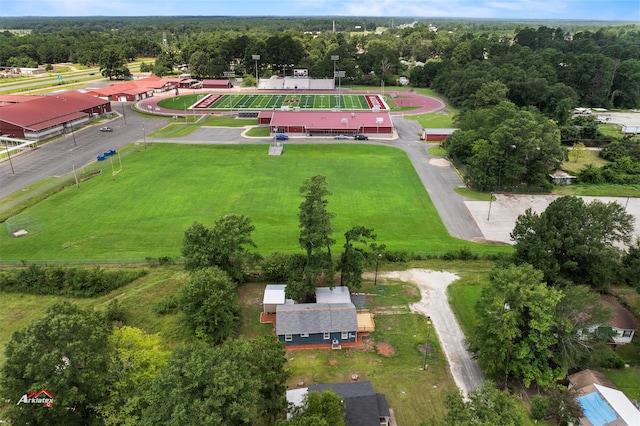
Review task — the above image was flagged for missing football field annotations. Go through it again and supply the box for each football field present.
[190,93,386,111]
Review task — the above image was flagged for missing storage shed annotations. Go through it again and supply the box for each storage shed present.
[422,128,458,141]
[263,284,287,314]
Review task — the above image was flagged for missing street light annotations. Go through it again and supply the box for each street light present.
[3,139,15,176]
[625,195,630,210]
[423,316,432,371]
[374,253,382,285]
[487,193,493,221]
[252,54,260,87]
[142,123,147,149]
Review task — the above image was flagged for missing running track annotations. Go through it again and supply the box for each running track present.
[135,89,445,117]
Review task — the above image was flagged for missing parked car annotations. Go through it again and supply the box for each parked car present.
[334,134,348,140]
[354,134,368,140]
[99,127,113,132]
[274,134,289,140]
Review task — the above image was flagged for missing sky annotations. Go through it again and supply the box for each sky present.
[0,0,639,21]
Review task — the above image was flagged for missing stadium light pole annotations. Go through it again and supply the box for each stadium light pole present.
[331,55,339,96]
[252,54,260,87]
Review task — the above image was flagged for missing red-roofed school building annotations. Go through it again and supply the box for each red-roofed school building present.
[87,76,180,102]
[259,110,393,136]
[0,91,111,140]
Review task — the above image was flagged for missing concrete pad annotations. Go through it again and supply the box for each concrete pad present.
[466,194,640,245]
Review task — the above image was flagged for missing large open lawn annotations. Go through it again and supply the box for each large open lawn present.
[0,143,507,262]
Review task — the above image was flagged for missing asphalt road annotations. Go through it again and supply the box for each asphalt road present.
[391,118,483,241]
[0,103,166,200]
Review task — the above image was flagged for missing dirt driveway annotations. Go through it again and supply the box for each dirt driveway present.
[380,269,484,397]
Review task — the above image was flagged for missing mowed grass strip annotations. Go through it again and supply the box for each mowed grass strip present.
[0,144,506,261]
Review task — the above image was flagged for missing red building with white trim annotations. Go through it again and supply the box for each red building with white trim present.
[259,110,393,136]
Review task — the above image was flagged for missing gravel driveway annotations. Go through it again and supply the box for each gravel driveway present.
[381,269,484,397]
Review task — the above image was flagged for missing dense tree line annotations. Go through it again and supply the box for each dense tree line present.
[1,17,637,110]
[412,24,640,111]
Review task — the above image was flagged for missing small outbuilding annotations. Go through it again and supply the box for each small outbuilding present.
[549,170,577,185]
[263,284,288,314]
[422,128,458,141]
[202,79,233,89]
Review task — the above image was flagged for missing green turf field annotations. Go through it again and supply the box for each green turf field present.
[0,144,507,262]
[158,93,384,111]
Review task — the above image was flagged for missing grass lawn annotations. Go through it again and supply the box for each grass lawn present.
[454,187,494,201]
[0,144,508,262]
[286,313,457,425]
[562,148,608,175]
[427,145,447,157]
[0,266,190,367]
[554,183,640,197]
[599,365,640,401]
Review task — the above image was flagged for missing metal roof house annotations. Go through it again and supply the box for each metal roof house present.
[275,303,358,347]
[287,381,391,426]
[568,370,640,426]
[596,295,639,345]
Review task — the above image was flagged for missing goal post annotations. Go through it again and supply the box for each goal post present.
[5,212,41,238]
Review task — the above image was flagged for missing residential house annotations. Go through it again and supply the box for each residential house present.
[275,303,358,347]
[286,381,391,426]
[596,295,638,345]
[568,369,640,426]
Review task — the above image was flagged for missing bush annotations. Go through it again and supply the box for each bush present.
[105,299,127,323]
[261,252,292,282]
[441,247,479,261]
[0,265,147,297]
[530,395,550,421]
[153,294,181,315]
[384,250,408,262]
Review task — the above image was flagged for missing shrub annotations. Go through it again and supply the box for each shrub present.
[105,299,127,323]
[153,294,181,315]
[441,247,479,261]
[530,395,550,421]
[0,265,147,297]
[385,250,408,262]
